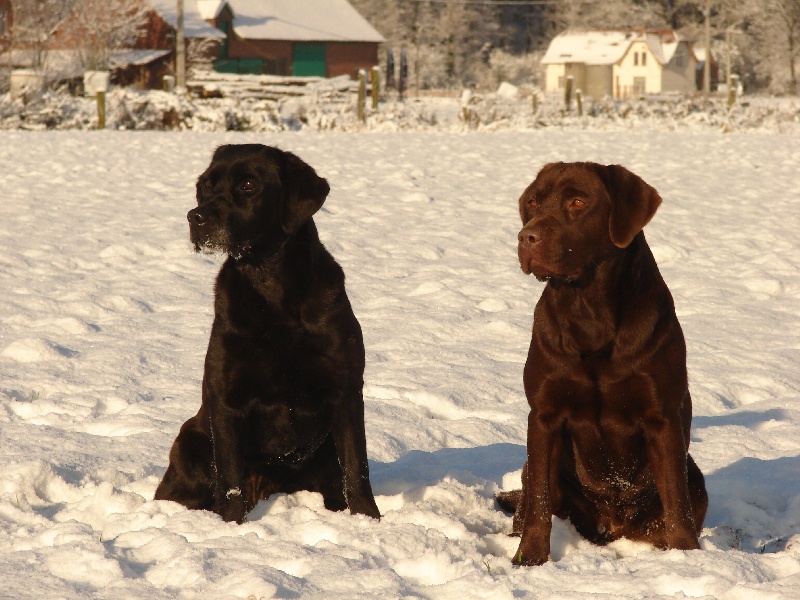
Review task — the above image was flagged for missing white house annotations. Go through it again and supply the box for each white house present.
[541,29,698,99]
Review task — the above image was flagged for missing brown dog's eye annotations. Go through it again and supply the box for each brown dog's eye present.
[570,199,588,209]
[239,180,256,193]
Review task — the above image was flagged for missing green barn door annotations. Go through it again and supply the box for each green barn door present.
[292,43,326,77]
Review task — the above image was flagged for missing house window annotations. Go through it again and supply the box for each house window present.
[641,52,647,66]
[0,9,6,35]
[633,77,646,95]
[633,53,638,66]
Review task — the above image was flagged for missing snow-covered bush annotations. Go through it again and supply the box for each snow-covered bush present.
[0,87,797,133]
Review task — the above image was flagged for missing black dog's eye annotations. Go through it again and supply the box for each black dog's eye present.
[201,179,213,193]
[239,179,256,193]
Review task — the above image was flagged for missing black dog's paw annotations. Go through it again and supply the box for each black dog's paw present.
[216,488,248,523]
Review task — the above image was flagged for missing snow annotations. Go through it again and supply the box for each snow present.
[541,30,633,66]
[147,0,227,38]
[0,129,799,599]
[223,0,385,43]
[4,87,798,134]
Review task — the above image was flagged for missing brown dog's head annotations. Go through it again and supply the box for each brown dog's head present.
[188,144,330,258]
[517,162,662,284]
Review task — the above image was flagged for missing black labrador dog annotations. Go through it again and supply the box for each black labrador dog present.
[497,162,707,565]
[155,144,381,523]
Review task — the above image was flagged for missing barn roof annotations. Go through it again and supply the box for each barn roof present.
[205,0,385,43]
[147,0,225,38]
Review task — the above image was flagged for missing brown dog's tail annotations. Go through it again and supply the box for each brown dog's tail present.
[496,489,523,513]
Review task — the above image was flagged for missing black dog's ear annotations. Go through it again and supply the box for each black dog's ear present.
[280,152,330,234]
[602,164,662,248]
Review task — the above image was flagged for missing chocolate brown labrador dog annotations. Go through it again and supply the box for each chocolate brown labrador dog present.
[155,144,380,523]
[497,162,707,566]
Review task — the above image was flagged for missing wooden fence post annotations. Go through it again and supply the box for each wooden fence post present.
[576,89,583,116]
[96,91,105,130]
[357,69,366,122]
[371,66,380,111]
[564,76,573,111]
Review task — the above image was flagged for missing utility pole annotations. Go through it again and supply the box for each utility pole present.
[703,0,711,101]
[176,0,186,88]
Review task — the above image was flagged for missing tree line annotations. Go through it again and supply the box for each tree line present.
[349,0,800,94]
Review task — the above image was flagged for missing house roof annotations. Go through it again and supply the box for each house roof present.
[541,30,631,66]
[541,29,692,67]
[2,49,172,80]
[211,0,385,43]
[147,0,225,38]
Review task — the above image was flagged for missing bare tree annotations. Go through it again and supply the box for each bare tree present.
[766,0,800,93]
[9,0,74,69]
[59,0,149,70]
[186,36,217,78]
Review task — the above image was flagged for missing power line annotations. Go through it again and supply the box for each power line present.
[411,0,600,5]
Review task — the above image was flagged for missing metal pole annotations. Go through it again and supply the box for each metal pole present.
[703,0,711,100]
[176,0,186,88]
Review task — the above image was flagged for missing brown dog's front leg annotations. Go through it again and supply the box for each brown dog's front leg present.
[514,411,556,566]
[332,396,381,519]
[644,416,701,550]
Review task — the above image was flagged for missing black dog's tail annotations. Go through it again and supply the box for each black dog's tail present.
[496,489,523,513]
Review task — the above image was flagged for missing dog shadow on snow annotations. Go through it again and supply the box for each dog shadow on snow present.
[368,443,527,502]
[693,408,800,555]
[362,415,800,558]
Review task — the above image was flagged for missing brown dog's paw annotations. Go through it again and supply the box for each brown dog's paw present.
[496,489,523,513]
[512,547,549,567]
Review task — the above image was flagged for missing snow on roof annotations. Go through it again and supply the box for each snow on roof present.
[227,0,385,43]
[196,0,226,21]
[111,49,172,68]
[2,48,173,79]
[541,30,631,66]
[542,29,688,67]
[147,0,225,38]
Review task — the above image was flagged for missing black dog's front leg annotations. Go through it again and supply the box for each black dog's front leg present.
[208,401,248,523]
[333,394,381,519]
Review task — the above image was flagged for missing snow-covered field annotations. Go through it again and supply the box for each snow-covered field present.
[0,129,798,599]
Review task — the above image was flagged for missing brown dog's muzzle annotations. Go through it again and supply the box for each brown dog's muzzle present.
[517,223,546,276]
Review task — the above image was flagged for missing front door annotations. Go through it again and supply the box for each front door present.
[292,43,326,77]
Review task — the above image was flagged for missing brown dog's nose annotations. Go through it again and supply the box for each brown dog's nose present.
[518,228,542,247]
[188,207,209,226]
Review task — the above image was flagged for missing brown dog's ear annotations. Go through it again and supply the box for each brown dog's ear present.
[602,164,662,248]
[280,151,330,234]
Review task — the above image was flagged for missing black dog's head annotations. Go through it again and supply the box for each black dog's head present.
[517,162,662,283]
[188,144,330,258]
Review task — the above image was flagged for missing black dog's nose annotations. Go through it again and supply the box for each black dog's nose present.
[518,228,542,247]
[188,208,209,226]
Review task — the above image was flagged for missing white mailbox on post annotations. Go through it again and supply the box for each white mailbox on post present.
[84,71,110,97]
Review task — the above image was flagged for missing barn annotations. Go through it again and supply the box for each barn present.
[198,0,385,78]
